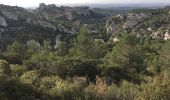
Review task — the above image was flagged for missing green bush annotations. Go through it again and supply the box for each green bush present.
[20,70,40,86]
[10,64,26,77]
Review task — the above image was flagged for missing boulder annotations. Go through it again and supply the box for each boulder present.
[147,27,153,31]
[113,37,119,42]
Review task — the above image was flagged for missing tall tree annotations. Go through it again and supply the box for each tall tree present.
[72,26,107,59]
[105,33,146,83]
[72,26,94,59]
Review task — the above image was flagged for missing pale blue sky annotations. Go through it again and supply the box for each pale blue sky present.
[0,0,170,7]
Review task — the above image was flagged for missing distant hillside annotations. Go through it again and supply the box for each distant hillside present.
[1,3,170,51]
[0,4,109,50]
[105,7,170,42]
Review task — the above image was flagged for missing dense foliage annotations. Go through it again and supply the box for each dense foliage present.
[0,7,170,100]
[0,26,170,100]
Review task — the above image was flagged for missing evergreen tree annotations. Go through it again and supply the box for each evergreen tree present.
[72,26,94,58]
[105,33,146,83]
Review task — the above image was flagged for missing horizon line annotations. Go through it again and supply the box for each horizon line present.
[1,2,170,8]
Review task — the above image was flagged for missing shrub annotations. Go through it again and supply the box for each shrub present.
[49,79,74,100]
[10,64,26,77]
[39,76,60,91]
[137,70,170,100]
[20,70,40,86]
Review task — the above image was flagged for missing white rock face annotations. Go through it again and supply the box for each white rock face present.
[123,13,147,29]
[164,29,170,41]
[0,16,7,27]
[164,33,170,41]
[1,10,18,20]
[105,14,125,34]
[36,4,91,20]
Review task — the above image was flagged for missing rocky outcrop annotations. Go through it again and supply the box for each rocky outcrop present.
[151,31,164,39]
[35,3,96,21]
[37,21,57,31]
[123,13,147,29]
[1,10,18,20]
[105,16,119,34]
[105,13,147,35]
[0,4,104,38]
[164,32,170,40]
[0,4,32,20]
[106,22,116,33]
[0,16,7,27]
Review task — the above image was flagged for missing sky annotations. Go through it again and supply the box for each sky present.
[0,0,170,7]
